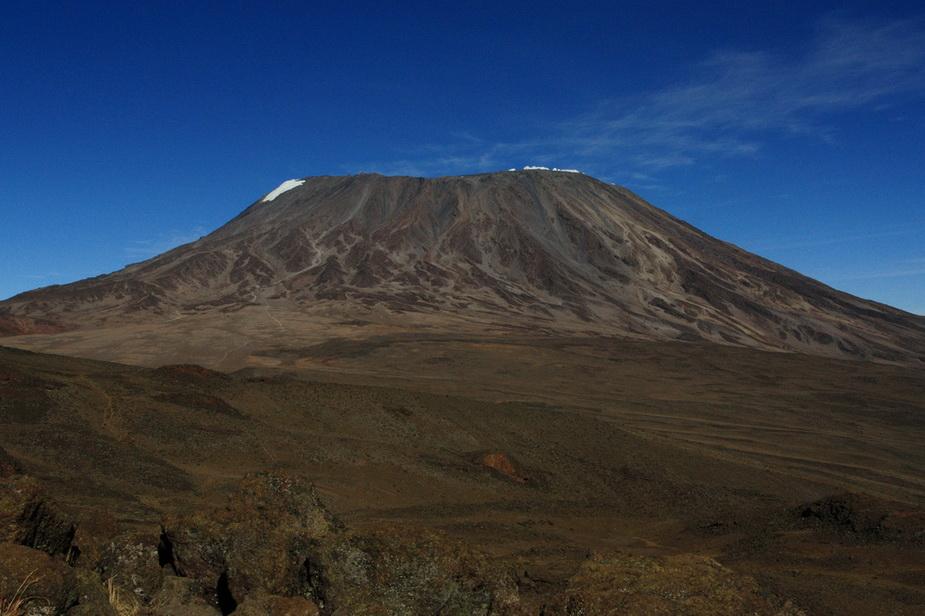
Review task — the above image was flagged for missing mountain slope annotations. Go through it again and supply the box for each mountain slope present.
[2,170,923,363]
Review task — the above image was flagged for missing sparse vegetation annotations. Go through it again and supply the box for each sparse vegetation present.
[106,577,140,616]
[0,570,38,616]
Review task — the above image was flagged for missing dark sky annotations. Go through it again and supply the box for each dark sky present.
[2,1,923,313]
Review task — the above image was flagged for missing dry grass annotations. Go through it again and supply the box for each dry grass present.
[106,577,140,616]
[0,570,39,616]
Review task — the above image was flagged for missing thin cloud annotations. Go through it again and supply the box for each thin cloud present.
[560,16,925,170]
[352,15,925,177]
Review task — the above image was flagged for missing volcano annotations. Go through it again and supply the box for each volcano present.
[2,169,923,365]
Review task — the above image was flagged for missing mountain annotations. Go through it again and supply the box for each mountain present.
[2,169,923,364]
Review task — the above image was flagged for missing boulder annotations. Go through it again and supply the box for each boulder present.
[0,542,77,615]
[235,592,320,616]
[312,528,520,615]
[0,475,76,556]
[67,568,117,616]
[160,473,339,609]
[148,576,219,616]
[96,532,165,604]
[66,510,119,570]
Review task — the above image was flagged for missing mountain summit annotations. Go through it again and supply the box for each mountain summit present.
[2,170,923,363]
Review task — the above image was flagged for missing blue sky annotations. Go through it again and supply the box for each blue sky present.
[1,1,923,313]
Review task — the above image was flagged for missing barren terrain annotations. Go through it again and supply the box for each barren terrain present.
[1,340,923,614]
[2,171,923,614]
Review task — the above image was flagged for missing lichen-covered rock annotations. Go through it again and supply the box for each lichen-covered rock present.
[96,532,165,604]
[314,528,520,615]
[0,475,76,556]
[160,473,340,609]
[0,542,78,615]
[66,568,117,616]
[562,551,804,616]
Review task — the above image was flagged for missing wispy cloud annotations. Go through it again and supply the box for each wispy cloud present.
[125,227,207,260]
[352,15,925,178]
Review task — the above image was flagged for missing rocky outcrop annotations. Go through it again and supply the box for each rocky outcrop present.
[96,533,165,605]
[0,475,76,557]
[560,551,805,616]
[0,542,79,616]
[0,470,523,615]
[160,473,338,611]
[797,493,925,542]
[310,529,520,615]
[158,472,521,614]
[148,577,219,615]
[1,470,815,615]
[67,569,118,616]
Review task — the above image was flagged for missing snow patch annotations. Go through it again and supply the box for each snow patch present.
[522,166,582,173]
[262,179,305,202]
